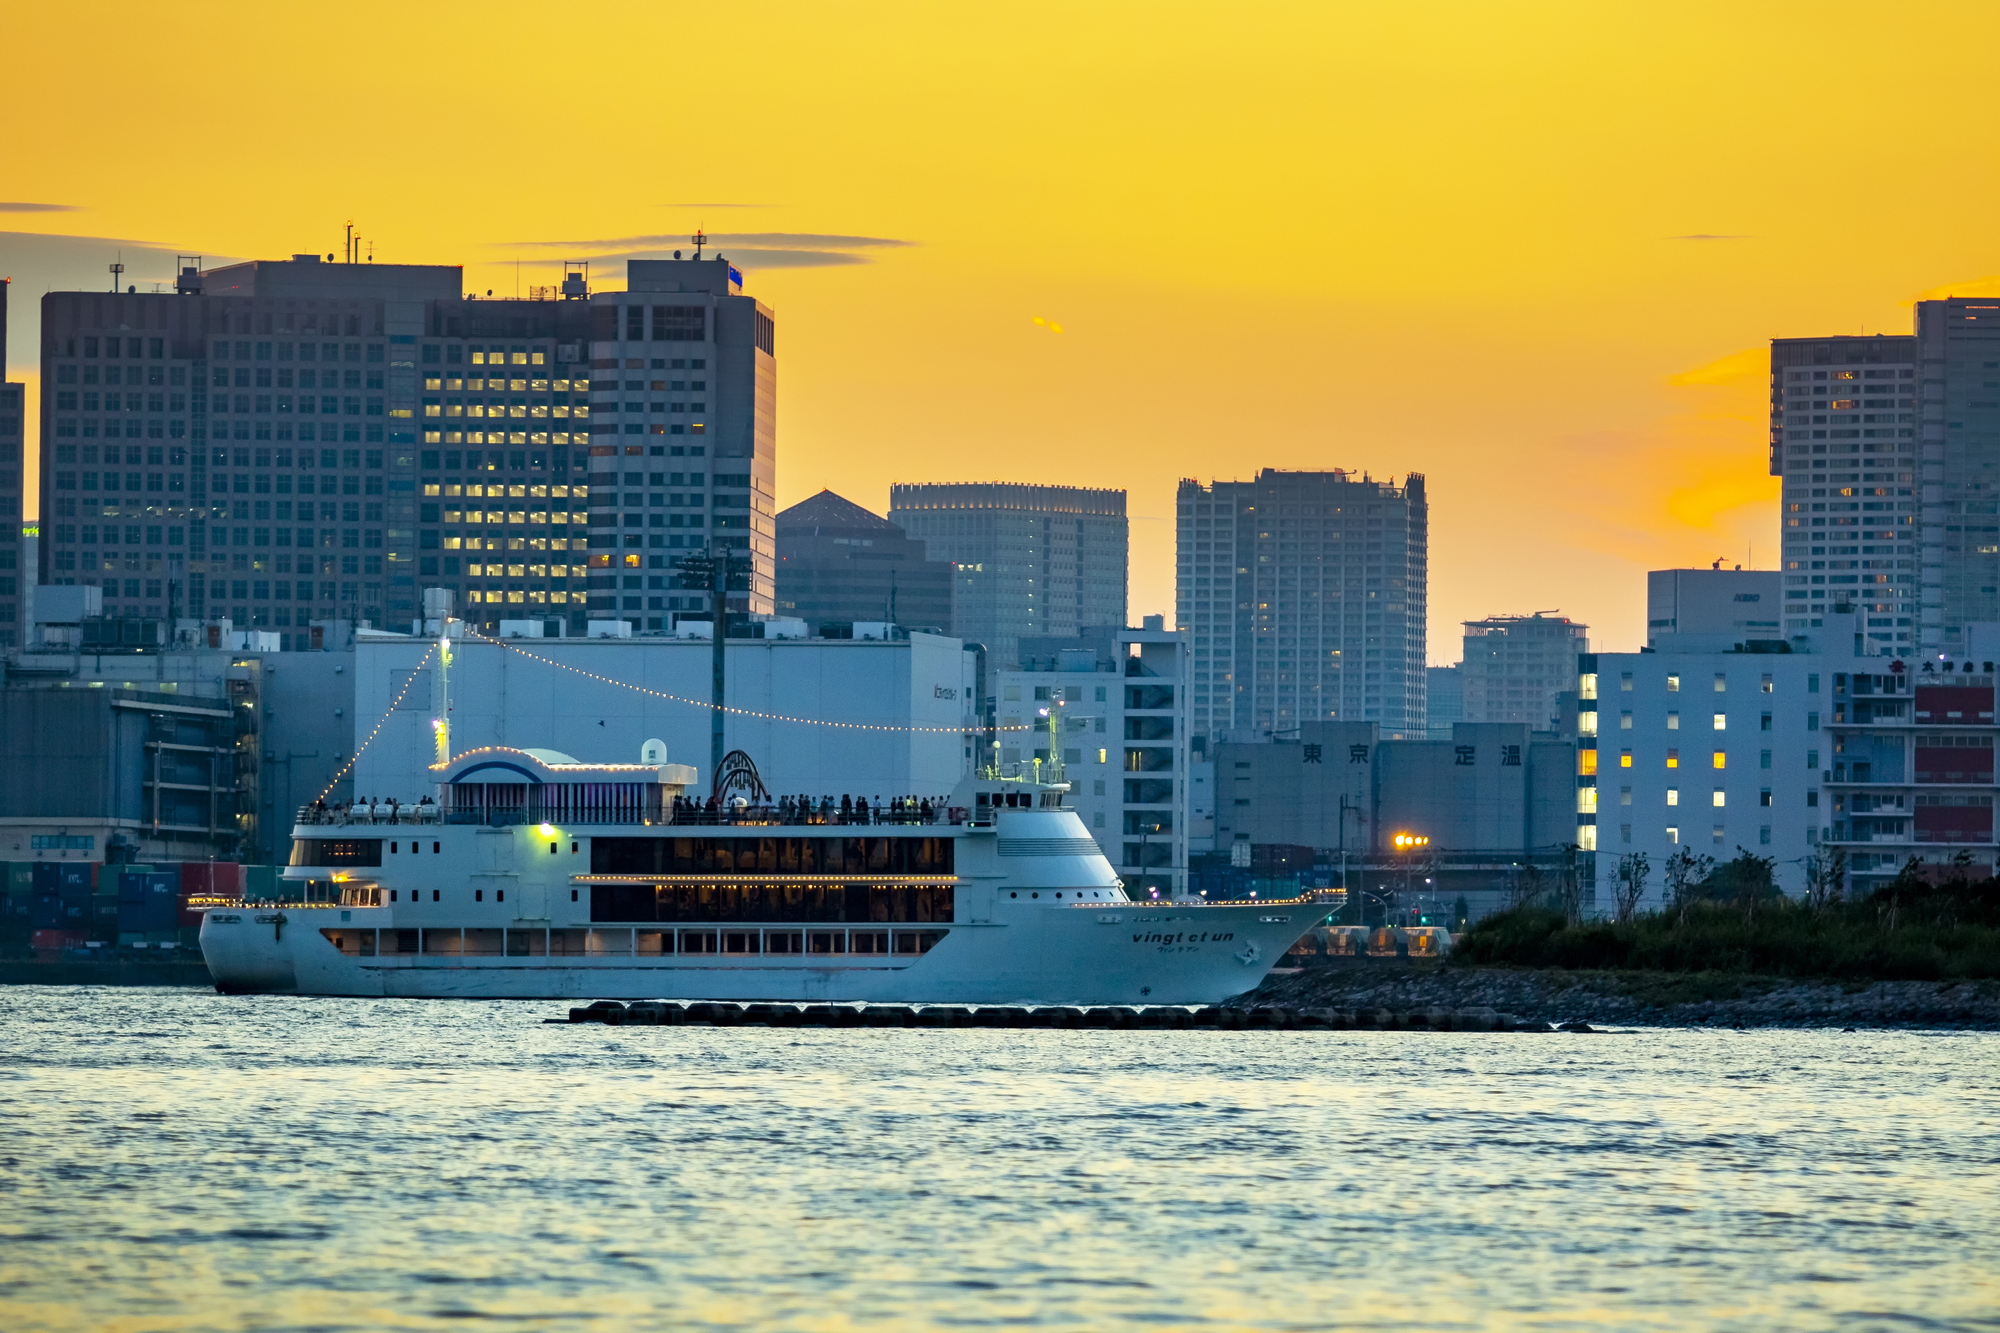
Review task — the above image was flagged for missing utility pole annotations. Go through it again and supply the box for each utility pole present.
[675,544,739,786]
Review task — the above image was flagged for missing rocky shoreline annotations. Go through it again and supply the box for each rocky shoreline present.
[1242,962,2000,1028]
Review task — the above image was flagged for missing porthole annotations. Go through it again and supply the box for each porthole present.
[390,842,398,854]
[1009,892,1017,898]
[1031,892,1039,899]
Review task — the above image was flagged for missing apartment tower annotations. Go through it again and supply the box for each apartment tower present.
[1769,333,1917,654]
[1458,613,1588,728]
[1176,469,1428,744]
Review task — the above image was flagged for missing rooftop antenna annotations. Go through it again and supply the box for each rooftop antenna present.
[108,258,124,293]
[692,229,706,260]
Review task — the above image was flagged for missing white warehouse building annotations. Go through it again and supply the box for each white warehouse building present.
[349,629,979,803]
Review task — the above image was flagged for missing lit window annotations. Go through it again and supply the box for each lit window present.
[1667,711,1680,730]
[1577,825,1597,851]
[1713,751,1726,769]
[1713,713,1727,731]
[1578,750,1597,776]
[1619,750,1633,768]
[1712,789,1726,807]
[1620,711,1632,729]
[1666,826,1679,844]
[1666,788,1679,806]
[1666,674,1680,692]
[1666,749,1679,768]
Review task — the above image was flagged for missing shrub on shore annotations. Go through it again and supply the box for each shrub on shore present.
[1453,857,2000,981]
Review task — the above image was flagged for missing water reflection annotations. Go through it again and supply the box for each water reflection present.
[0,989,1992,1331]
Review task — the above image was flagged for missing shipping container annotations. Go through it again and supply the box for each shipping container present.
[30,892,66,930]
[243,865,278,901]
[112,870,179,933]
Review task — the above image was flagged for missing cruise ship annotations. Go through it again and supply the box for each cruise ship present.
[200,745,1314,1004]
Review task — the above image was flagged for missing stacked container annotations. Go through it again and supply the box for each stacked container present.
[115,867,181,945]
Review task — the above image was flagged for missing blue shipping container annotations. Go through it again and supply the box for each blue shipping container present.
[30,893,66,930]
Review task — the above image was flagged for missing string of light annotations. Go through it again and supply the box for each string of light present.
[461,628,1044,734]
[318,642,438,800]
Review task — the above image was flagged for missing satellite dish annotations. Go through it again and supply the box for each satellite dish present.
[640,738,668,765]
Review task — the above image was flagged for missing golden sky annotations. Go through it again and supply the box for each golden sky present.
[5,1,1998,656]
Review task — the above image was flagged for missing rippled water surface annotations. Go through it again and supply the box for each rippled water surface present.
[1,989,1996,1332]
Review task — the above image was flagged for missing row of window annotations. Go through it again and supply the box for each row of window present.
[54,419,387,444]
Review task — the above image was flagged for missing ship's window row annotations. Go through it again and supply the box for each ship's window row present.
[591,882,953,925]
[591,836,955,876]
[319,927,947,958]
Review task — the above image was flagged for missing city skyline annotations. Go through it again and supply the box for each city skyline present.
[5,4,1999,658]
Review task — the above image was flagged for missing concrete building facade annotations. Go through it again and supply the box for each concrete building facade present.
[1647,568,1783,647]
[36,251,775,645]
[1175,469,1427,745]
[886,482,1127,671]
[0,643,358,866]
[775,490,952,634]
[1458,613,1587,727]
[1210,721,1575,920]
[994,621,1187,896]
[352,629,978,804]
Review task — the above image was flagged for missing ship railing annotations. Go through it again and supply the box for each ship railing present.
[295,802,443,827]
[296,802,975,829]
[665,802,969,827]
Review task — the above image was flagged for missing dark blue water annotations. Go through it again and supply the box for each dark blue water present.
[1,988,1994,1331]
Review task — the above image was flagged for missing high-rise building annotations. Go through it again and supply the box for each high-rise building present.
[1914,298,2000,654]
[775,490,953,633]
[887,482,1127,669]
[2,276,22,650]
[1175,469,1427,745]
[37,251,775,646]
[1458,613,1587,727]
[1769,333,1919,653]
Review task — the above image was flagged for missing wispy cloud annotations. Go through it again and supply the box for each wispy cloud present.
[501,232,912,251]
[0,202,81,213]
[1669,233,1751,241]
[1915,273,2000,301]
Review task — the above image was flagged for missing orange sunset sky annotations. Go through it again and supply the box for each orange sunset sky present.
[4,1,1998,658]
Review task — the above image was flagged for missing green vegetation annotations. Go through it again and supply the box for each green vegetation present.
[1454,849,2000,981]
